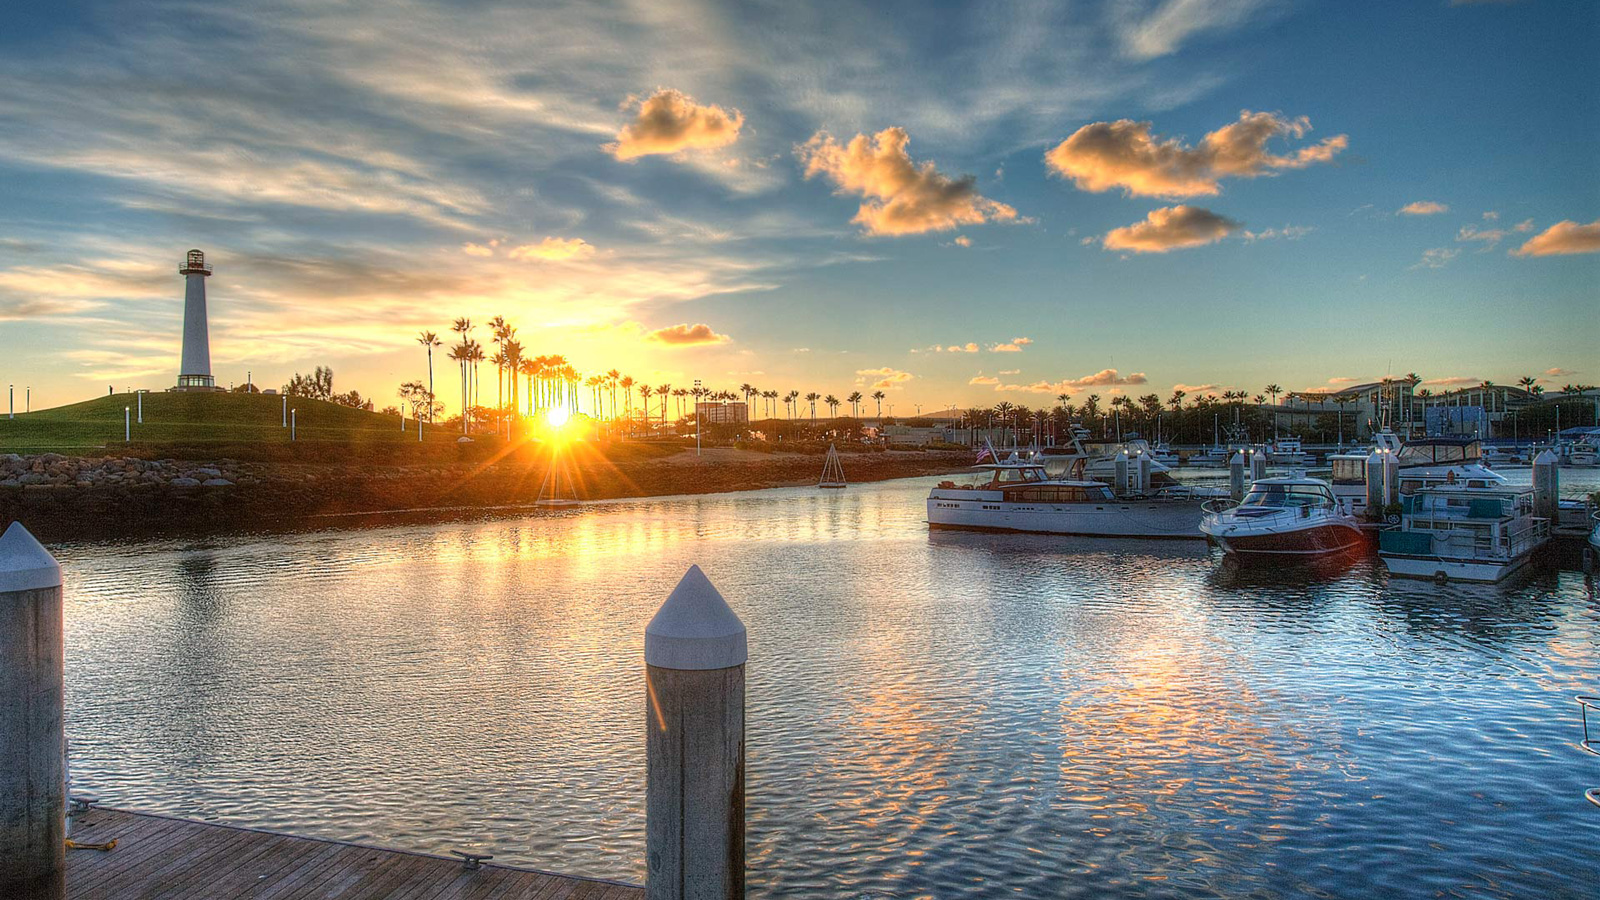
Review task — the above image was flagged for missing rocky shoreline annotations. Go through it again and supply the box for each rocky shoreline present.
[1,448,971,542]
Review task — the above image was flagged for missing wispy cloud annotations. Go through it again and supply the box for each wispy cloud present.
[508,237,597,262]
[857,366,913,389]
[1411,247,1460,269]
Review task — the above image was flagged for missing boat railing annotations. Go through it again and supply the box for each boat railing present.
[1201,498,1239,516]
[1502,518,1551,557]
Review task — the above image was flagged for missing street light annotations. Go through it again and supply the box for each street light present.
[694,378,702,456]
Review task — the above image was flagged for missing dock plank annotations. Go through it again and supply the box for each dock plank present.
[63,809,642,900]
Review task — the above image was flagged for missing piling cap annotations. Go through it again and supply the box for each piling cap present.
[0,521,61,593]
[1534,449,1561,465]
[645,566,746,670]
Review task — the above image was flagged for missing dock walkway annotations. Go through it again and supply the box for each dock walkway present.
[64,807,643,900]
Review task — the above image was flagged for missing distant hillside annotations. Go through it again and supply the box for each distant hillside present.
[0,391,458,455]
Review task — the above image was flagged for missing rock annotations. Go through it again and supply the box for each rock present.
[194,466,222,477]
[18,473,48,485]
[201,478,234,487]
[170,477,201,487]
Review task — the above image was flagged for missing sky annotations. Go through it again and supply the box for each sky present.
[1,0,1596,415]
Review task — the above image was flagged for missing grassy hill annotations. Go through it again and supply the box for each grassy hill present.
[0,391,465,457]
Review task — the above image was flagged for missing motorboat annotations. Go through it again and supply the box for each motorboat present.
[1586,512,1600,574]
[1568,440,1598,467]
[1329,434,1508,518]
[1200,475,1364,558]
[1038,428,1188,492]
[926,455,1206,538]
[1150,441,1180,467]
[1186,446,1230,467]
[1378,481,1550,583]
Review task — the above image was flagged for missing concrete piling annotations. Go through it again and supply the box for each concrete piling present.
[1229,451,1246,501]
[645,566,746,900]
[1533,449,1560,522]
[0,522,66,900]
[1249,448,1267,484]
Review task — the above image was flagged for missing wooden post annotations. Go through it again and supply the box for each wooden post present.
[645,566,745,900]
[0,522,66,900]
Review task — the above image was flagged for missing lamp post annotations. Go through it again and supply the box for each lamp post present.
[694,378,702,457]
[137,390,143,424]
[282,394,287,427]
[291,409,297,441]
[124,406,130,442]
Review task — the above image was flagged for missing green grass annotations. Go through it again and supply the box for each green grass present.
[0,391,463,456]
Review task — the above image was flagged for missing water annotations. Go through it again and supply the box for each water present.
[55,469,1600,898]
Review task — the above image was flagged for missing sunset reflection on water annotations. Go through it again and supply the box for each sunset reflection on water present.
[54,472,1600,898]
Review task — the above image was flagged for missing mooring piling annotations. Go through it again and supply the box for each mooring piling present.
[644,565,746,900]
[1533,449,1560,522]
[0,522,66,900]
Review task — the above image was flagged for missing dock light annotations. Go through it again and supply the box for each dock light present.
[124,407,130,442]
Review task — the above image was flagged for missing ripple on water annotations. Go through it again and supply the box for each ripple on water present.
[55,473,1600,898]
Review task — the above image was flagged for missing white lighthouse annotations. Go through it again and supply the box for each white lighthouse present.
[175,249,219,391]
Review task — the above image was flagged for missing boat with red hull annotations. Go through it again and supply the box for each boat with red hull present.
[1201,475,1365,559]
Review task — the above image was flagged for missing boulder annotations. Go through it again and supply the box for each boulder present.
[170,476,202,487]
[18,472,48,485]
[201,478,234,487]
[194,466,222,477]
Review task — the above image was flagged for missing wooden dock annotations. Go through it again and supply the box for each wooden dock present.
[64,807,643,900]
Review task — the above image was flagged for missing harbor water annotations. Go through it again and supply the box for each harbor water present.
[55,469,1600,898]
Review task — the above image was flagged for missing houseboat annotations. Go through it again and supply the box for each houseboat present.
[1377,481,1550,583]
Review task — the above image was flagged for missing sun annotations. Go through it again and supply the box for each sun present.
[545,406,570,429]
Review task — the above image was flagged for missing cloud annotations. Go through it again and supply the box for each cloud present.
[1171,382,1220,394]
[1399,201,1449,216]
[991,337,1033,352]
[948,343,980,353]
[1114,0,1277,59]
[798,128,1021,236]
[1513,218,1534,232]
[1062,368,1148,388]
[646,323,731,346]
[1102,205,1239,252]
[1328,376,1362,384]
[1044,110,1347,198]
[461,242,495,257]
[857,367,913,389]
[1513,218,1600,257]
[1410,247,1459,269]
[607,89,743,161]
[1456,224,1507,249]
[998,369,1021,375]
[508,237,597,261]
[1242,225,1312,241]
[969,374,1000,385]
[1423,376,1480,387]
[953,235,972,247]
[1545,367,1576,377]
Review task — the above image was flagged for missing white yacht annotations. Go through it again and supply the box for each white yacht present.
[1329,435,1508,517]
[1568,440,1598,467]
[1040,429,1188,492]
[926,456,1206,538]
[1268,437,1310,466]
[1378,481,1550,583]
[1200,475,1364,558]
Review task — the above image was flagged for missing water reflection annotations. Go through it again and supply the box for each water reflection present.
[54,473,1600,898]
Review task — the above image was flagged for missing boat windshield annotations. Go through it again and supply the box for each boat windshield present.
[1240,484,1334,509]
[987,466,1048,486]
[1397,440,1479,467]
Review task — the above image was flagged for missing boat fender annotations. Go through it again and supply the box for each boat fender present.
[1434,570,1449,585]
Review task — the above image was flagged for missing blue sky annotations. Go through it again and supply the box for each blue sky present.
[1,0,1595,413]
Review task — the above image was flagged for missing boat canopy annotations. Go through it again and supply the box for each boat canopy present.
[1397,438,1480,467]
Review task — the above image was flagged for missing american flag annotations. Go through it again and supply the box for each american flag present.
[975,442,995,464]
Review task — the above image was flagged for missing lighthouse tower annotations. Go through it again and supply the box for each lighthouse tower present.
[175,249,218,391]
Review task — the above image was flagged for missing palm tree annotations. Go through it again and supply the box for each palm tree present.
[763,389,778,419]
[488,316,509,412]
[416,331,441,421]
[825,394,840,418]
[672,388,687,422]
[1264,384,1282,405]
[448,341,470,432]
[847,391,863,417]
[785,390,799,419]
[871,390,885,418]
[804,391,821,421]
[993,401,1014,444]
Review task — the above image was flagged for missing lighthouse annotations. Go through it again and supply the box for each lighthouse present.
[175,249,218,391]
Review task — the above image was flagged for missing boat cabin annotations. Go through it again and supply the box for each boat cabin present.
[939,462,1116,501]
[1238,477,1337,511]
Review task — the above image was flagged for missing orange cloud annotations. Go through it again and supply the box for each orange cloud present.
[1044,111,1347,198]
[608,89,743,161]
[948,343,980,353]
[1424,376,1480,387]
[1399,201,1448,215]
[953,235,972,247]
[1063,368,1147,388]
[991,337,1033,352]
[508,237,596,261]
[646,323,730,346]
[1171,382,1220,394]
[969,374,1000,385]
[461,242,495,257]
[798,127,1020,236]
[1513,218,1600,257]
[1103,205,1239,253]
[857,366,913,389]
